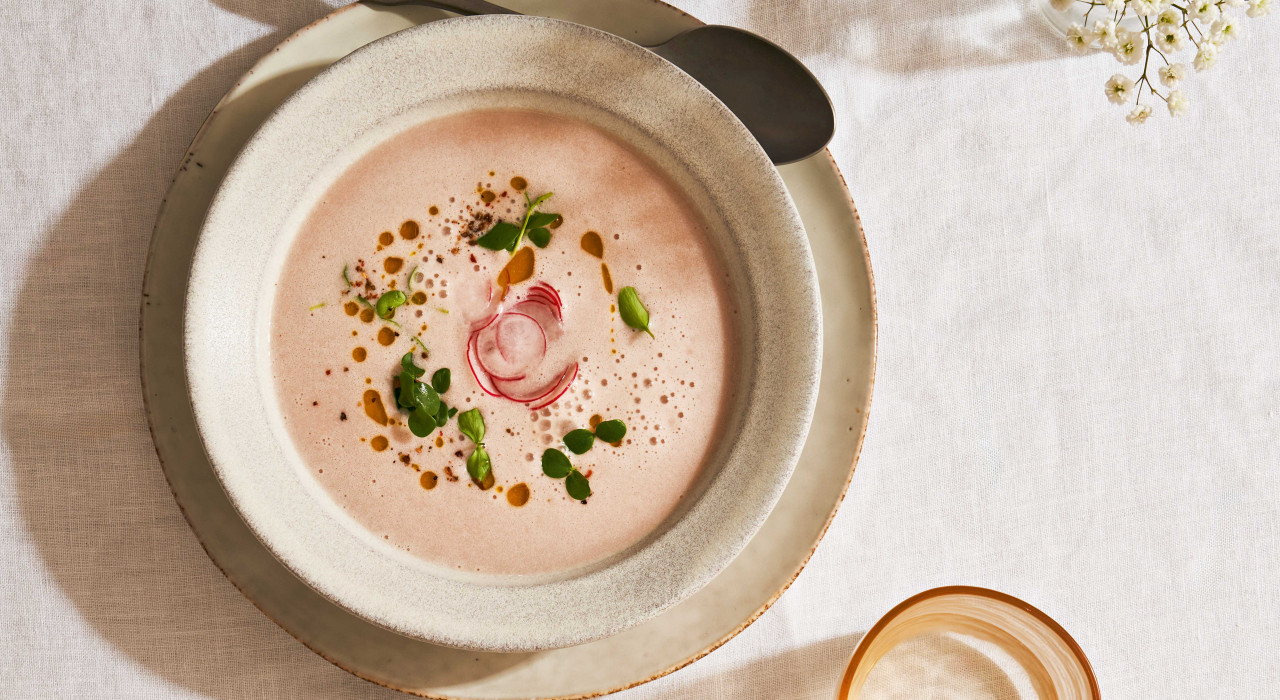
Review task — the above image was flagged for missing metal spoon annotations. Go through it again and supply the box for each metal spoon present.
[362,0,835,164]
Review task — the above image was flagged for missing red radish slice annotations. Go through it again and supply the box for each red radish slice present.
[495,312,547,364]
[463,281,576,408]
[466,333,503,397]
[491,362,579,407]
[529,363,579,410]
[509,301,563,342]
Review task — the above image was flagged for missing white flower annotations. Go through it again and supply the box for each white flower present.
[1154,27,1187,52]
[1113,28,1147,65]
[1248,0,1271,17]
[1194,40,1220,71]
[1132,0,1165,18]
[1092,19,1120,48]
[1106,0,1126,11]
[1105,73,1137,104]
[1189,0,1222,22]
[1211,17,1244,42]
[1159,62,1188,87]
[1224,0,1247,7]
[1050,0,1074,10]
[1127,104,1153,124]
[1157,8,1182,29]
[1066,23,1095,53]
[1166,89,1189,116]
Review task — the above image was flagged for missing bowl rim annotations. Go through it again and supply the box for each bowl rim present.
[184,13,821,651]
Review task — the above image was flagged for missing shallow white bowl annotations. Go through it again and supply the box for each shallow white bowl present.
[186,14,820,652]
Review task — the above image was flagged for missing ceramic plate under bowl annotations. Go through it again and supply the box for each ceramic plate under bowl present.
[185,15,820,651]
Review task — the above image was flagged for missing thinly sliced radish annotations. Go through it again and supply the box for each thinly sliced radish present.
[474,312,544,381]
[529,363,579,410]
[466,333,503,397]
[464,281,576,408]
[492,362,578,407]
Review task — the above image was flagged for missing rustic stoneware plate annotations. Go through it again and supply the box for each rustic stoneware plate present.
[142,1,875,696]
[184,14,820,652]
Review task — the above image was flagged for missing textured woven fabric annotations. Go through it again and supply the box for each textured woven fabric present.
[2,0,1277,697]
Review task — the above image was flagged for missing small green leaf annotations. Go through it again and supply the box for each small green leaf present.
[526,212,559,228]
[376,290,407,319]
[342,265,353,287]
[526,192,554,210]
[457,408,485,444]
[434,400,450,428]
[397,372,417,409]
[400,352,425,378]
[527,227,551,248]
[431,368,451,394]
[564,429,595,455]
[406,265,418,292]
[594,419,627,444]
[467,445,492,482]
[565,470,592,500]
[541,448,573,479]
[476,221,522,251]
[618,286,653,337]
[447,407,458,418]
[408,407,435,437]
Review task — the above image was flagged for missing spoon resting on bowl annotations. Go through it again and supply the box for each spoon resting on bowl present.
[361,0,836,164]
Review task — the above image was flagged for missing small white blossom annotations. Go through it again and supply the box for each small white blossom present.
[1157,9,1182,29]
[1106,0,1126,11]
[1189,0,1222,22]
[1113,28,1147,65]
[1166,89,1189,116]
[1066,23,1095,53]
[1154,27,1187,52]
[1194,40,1220,71]
[1248,0,1271,17]
[1127,104,1153,125]
[1159,62,1188,88]
[1224,0,1247,7]
[1211,17,1244,42]
[1132,0,1165,18]
[1105,74,1137,104]
[1093,19,1119,48]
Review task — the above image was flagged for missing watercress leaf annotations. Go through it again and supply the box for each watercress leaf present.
[376,290,407,319]
[527,227,551,248]
[541,448,573,479]
[618,286,654,338]
[526,212,559,228]
[447,407,458,418]
[409,380,440,416]
[434,400,450,428]
[476,221,521,251]
[563,429,596,455]
[565,470,592,500]
[594,419,627,444]
[400,351,426,378]
[457,408,485,444]
[431,367,451,393]
[397,372,417,408]
[527,192,553,210]
[408,407,435,438]
[467,445,492,483]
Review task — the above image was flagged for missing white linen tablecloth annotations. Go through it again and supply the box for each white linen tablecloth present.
[2,1,1277,697]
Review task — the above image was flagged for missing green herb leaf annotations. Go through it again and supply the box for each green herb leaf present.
[375,290,406,319]
[457,408,485,445]
[565,470,592,500]
[618,286,654,338]
[526,212,559,228]
[447,407,457,418]
[308,302,326,311]
[594,419,627,443]
[400,352,426,379]
[408,407,435,438]
[397,372,417,409]
[434,400,450,428]
[431,368,451,394]
[476,221,522,251]
[406,265,418,292]
[526,192,553,210]
[541,448,573,479]
[527,227,551,248]
[467,445,492,482]
[564,429,595,455]
[342,265,353,287]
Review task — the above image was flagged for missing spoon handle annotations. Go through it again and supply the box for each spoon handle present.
[362,0,519,16]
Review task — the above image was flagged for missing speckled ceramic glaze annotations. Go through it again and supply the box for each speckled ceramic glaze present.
[186,15,820,651]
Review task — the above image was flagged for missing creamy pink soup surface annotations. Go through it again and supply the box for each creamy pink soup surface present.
[271,109,738,576]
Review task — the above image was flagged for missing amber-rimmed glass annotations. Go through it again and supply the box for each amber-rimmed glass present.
[837,586,1099,699]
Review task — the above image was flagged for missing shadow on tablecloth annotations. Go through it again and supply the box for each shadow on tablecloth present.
[2,2,404,698]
